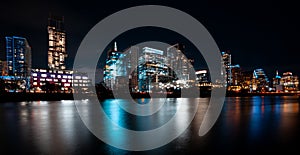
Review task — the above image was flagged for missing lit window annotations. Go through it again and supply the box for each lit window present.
[68,76,72,79]
[62,79,66,82]
[64,83,70,87]
[63,75,67,79]
[40,78,45,81]
[75,76,81,79]
[33,82,37,85]
[57,75,61,78]
[32,73,37,77]
[41,74,47,77]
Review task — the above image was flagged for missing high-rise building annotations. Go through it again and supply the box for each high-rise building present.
[280,72,299,92]
[231,65,242,86]
[5,36,31,77]
[167,43,193,82]
[241,71,253,92]
[221,51,232,85]
[272,70,282,92]
[138,47,169,92]
[227,64,242,92]
[252,68,269,92]
[48,15,67,70]
[103,42,124,89]
[195,70,211,87]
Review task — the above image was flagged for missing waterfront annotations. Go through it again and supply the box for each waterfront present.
[0,96,299,154]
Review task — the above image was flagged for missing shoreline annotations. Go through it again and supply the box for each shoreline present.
[1,92,300,102]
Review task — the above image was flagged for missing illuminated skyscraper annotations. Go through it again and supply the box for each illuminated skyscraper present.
[272,70,282,92]
[103,42,124,89]
[252,68,269,92]
[280,72,299,92]
[5,36,31,77]
[138,47,168,92]
[167,43,193,82]
[48,15,67,70]
[221,51,232,85]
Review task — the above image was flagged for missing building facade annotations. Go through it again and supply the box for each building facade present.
[48,15,67,70]
[5,36,31,77]
[138,47,170,92]
[221,51,232,85]
[280,72,299,92]
[31,69,91,93]
[252,69,270,92]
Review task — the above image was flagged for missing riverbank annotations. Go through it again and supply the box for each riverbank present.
[1,91,300,102]
[0,93,74,102]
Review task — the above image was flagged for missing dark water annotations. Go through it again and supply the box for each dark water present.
[0,96,299,154]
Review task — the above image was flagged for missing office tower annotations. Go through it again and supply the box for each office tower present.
[272,70,282,92]
[103,42,124,89]
[241,71,253,92]
[48,15,67,70]
[227,64,242,92]
[252,68,269,92]
[5,36,32,77]
[138,47,169,92]
[231,64,242,86]
[126,46,139,92]
[195,70,211,87]
[167,43,193,82]
[280,72,299,92]
[221,51,232,85]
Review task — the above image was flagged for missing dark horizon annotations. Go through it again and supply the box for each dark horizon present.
[1,0,299,79]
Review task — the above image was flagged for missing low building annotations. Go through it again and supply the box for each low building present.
[30,69,91,93]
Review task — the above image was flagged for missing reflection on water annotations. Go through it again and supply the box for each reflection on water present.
[0,96,299,154]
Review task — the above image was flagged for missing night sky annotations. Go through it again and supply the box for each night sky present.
[1,0,299,79]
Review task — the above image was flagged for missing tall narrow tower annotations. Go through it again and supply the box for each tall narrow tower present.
[48,15,67,70]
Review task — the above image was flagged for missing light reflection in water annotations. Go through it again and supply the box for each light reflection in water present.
[0,96,299,154]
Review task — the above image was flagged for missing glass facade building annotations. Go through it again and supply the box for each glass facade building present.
[5,36,31,77]
[221,51,232,85]
[252,69,269,92]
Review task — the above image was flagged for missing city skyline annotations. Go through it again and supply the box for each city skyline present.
[1,0,299,79]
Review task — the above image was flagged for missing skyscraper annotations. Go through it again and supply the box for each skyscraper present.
[48,15,67,70]
[5,36,31,77]
[280,72,299,92]
[221,51,232,85]
[167,43,193,82]
[252,68,269,92]
[103,42,123,89]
